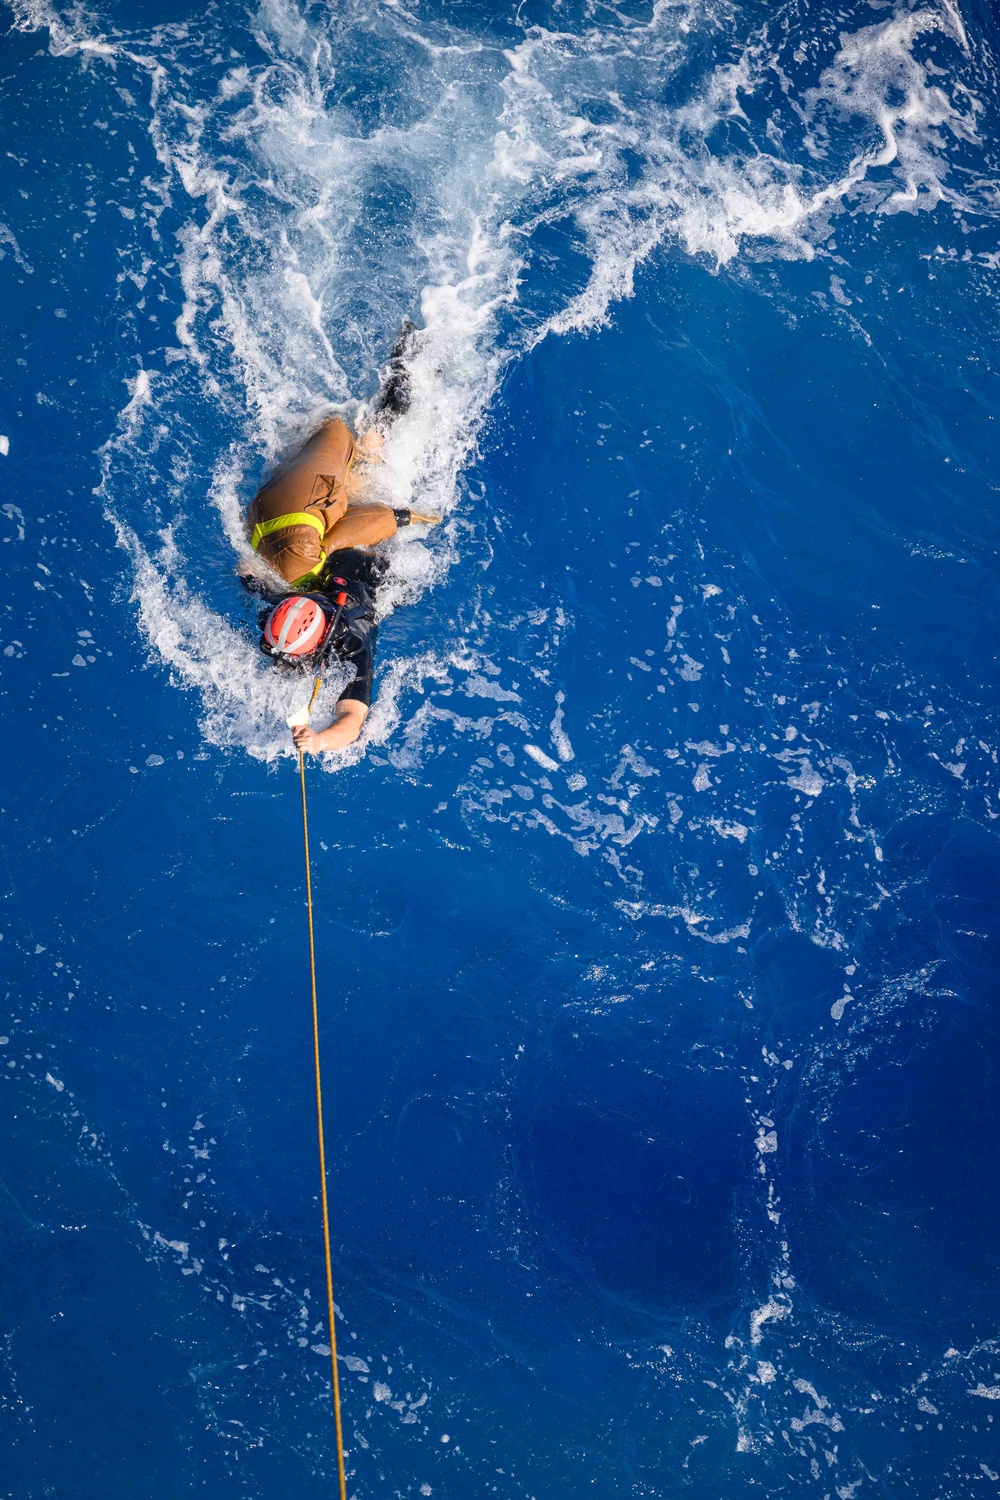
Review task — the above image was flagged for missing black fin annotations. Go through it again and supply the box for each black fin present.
[373,318,418,421]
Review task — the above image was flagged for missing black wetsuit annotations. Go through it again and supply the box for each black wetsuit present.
[244,547,391,706]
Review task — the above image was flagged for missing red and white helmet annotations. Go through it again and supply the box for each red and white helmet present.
[262,596,329,657]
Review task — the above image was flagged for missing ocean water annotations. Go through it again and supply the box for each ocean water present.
[3,0,1000,1493]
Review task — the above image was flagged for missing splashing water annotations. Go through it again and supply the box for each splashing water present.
[11,0,985,759]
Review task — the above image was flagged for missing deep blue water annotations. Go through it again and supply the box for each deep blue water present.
[4,0,1000,1494]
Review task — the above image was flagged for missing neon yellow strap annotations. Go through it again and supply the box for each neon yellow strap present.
[289,559,329,590]
[250,510,326,551]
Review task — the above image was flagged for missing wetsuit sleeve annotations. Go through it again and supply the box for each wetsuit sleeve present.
[241,574,284,608]
[335,618,378,708]
[337,643,375,707]
[240,573,270,598]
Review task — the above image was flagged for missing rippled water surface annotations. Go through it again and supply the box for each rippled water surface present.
[3,0,1000,1494]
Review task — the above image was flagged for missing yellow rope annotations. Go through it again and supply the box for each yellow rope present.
[298,675,348,1500]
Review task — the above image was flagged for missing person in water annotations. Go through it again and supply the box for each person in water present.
[241,325,436,754]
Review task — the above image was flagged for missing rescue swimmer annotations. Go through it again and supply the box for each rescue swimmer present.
[240,328,437,755]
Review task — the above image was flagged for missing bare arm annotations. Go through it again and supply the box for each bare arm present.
[291,699,368,754]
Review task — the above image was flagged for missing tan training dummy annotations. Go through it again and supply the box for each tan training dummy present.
[246,418,417,588]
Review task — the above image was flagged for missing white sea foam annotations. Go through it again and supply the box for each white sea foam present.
[707,817,750,843]
[12,0,984,763]
[750,1297,790,1344]
[525,743,560,773]
[620,901,752,945]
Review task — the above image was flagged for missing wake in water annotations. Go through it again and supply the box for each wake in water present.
[11,0,989,761]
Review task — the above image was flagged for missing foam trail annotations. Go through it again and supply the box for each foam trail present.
[13,0,986,758]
